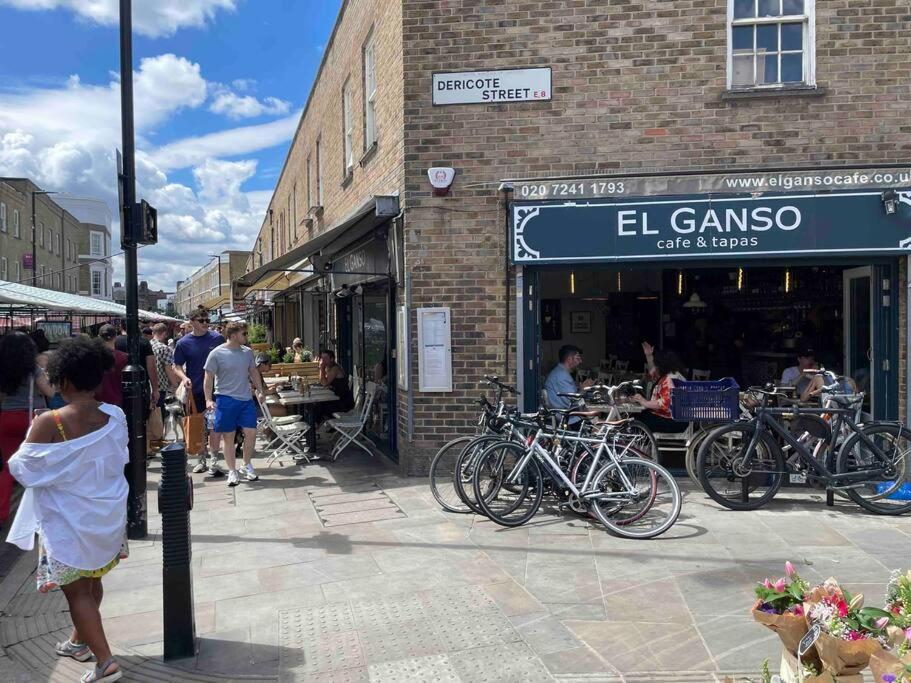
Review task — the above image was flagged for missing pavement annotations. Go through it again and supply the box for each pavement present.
[0,440,907,682]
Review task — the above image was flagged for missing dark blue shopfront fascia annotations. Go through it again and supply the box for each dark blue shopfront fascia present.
[512,189,909,417]
[511,190,911,264]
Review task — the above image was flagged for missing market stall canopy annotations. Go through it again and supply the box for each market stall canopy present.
[0,280,178,322]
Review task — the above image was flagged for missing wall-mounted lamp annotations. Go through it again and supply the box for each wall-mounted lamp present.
[883,189,898,215]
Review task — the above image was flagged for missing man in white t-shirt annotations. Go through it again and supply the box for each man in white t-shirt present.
[203,321,267,487]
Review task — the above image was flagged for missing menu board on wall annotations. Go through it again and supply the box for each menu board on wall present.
[417,307,452,392]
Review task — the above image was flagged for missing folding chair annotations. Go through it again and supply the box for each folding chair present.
[326,382,377,461]
[258,394,312,467]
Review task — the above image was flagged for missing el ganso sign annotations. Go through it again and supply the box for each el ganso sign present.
[433,68,552,106]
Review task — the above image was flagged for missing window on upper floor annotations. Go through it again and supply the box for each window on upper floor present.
[66,238,71,260]
[38,222,44,246]
[46,227,52,252]
[0,257,7,280]
[342,80,354,178]
[12,209,19,238]
[729,0,814,89]
[92,269,102,296]
[363,32,377,151]
[306,156,312,209]
[90,232,104,257]
[14,260,20,283]
[54,233,60,255]
[0,202,6,232]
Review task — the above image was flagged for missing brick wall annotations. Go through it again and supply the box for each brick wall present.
[248,0,406,271]
[395,0,911,472]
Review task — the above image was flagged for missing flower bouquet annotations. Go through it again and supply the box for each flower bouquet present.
[804,579,889,677]
[869,633,911,683]
[751,562,814,658]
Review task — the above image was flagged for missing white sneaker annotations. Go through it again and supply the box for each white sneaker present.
[243,463,259,481]
[227,470,239,487]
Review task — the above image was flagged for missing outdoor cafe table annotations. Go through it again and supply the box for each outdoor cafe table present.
[263,376,289,386]
[267,388,338,452]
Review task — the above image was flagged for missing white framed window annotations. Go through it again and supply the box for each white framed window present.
[90,231,104,256]
[342,80,354,176]
[316,137,324,206]
[38,222,44,246]
[12,209,19,238]
[0,257,7,280]
[46,227,52,251]
[53,273,60,290]
[363,32,377,149]
[91,269,102,296]
[65,238,71,260]
[306,155,312,209]
[54,233,60,254]
[14,260,20,283]
[0,202,6,232]
[729,0,814,89]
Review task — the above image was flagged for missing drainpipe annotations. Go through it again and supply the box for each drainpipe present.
[500,183,514,378]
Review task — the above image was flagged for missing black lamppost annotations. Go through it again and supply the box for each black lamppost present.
[119,0,147,539]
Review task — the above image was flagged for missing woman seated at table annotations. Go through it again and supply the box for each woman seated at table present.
[630,344,688,434]
[312,349,355,425]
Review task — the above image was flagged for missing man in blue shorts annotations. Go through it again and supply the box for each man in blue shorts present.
[173,307,225,474]
[203,320,267,487]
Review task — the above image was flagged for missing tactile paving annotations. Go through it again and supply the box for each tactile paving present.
[279,608,364,678]
[351,594,425,631]
[358,618,445,664]
[420,584,498,618]
[448,642,554,682]
[429,610,522,652]
[367,653,461,682]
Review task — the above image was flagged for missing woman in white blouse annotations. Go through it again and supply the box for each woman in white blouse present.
[7,336,127,683]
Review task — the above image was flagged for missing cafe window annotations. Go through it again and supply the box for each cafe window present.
[342,79,354,177]
[729,0,814,89]
[363,31,377,150]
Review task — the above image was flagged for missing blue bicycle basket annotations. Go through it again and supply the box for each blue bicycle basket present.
[670,378,740,422]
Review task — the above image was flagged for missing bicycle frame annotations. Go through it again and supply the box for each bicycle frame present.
[506,427,640,502]
[745,405,896,484]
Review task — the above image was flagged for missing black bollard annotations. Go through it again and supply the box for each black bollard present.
[159,442,196,660]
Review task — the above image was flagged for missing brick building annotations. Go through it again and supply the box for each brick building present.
[175,251,251,317]
[0,179,109,298]
[238,0,911,473]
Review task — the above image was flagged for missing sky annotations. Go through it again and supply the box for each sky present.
[0,0,342,292]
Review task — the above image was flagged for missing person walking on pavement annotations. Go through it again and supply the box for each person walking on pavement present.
[94,325,129,408]
[6,336,128,683]
[202,321,266,487]
[172,308,225,475]
[148,323,178,451]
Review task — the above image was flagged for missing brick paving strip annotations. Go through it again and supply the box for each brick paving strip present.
[0,447,900,681]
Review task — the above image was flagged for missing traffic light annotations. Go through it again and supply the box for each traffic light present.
[135,199,157,245]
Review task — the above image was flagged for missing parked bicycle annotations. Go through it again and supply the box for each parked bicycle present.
[696,383,911,514]
[471,395,681,538]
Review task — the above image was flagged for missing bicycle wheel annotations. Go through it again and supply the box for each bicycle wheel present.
[473,441,544,527]
[454,435,505,514]
[620,419,658,461]
[571,445,656,524]
[836,423,911,515]
[696,422,784,511]
[429,436,474,513]
[685,428,713,485]
[588,457,681,539]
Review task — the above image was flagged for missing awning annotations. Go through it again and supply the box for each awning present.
[0,280,179,322]
[234,195,398,299]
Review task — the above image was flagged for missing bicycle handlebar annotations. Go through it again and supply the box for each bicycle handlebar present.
[483,375,517,394]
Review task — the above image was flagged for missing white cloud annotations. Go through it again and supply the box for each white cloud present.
[209,91,291,120]
[0,53,292,291]
[149,111,300,170]
[0,0,237,38]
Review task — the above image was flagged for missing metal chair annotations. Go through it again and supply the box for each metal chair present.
[326,382,377,461]
[257,394,311,467]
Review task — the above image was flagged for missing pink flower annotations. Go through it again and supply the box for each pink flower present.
[774,578,786,593]
[875,617,890,630]
[785,561,796,578]
[904,627,911,642]
[763,579,773,589]
[792,605,804,616]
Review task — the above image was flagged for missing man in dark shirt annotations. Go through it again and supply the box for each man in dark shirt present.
[95,325,129,406]
[172,307,226,474]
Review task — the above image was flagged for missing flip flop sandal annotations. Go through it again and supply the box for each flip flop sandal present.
[80,657,122,682]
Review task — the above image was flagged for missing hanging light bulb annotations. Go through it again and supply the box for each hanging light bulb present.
[737,267,744,292]
[570,271,575,295]
[616,271,621,293]
[677,270,684,296]
[784,269,791,294]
